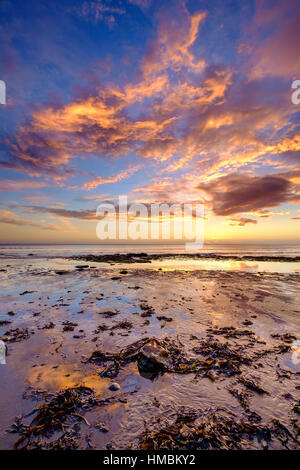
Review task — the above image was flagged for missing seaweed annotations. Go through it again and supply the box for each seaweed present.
[88,337,152,378]
[97,310,120,318]
[192,338,250,378]
[1,327,32,343]
[271,333,297,343]
[206,326,255,339]
[139,303,155,317]
[157,316,173,322]
[12,386,94,449]
[41,322,55,329]
[88,336,250,380]
[10,385,139,450]
[139,407,274,450]
[62,321,78,332]
[111,321,133,330]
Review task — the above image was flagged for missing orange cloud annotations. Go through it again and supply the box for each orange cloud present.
[3,0,299,217]
[82,164,142,190]
[141,9,207,77]
[0,179,50,192]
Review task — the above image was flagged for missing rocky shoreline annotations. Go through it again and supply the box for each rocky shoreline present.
[70,253,300,264]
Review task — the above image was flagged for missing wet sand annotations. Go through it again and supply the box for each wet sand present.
[0,256,299,450]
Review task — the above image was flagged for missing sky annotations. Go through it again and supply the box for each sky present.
[0,0,299,244]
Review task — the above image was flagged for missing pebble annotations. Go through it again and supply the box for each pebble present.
[109,382,120,391]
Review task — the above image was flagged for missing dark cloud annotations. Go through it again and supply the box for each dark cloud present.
[248,2,300,78]
[198,173,299,216]
[229,217,257,227]
[18,205,96,220]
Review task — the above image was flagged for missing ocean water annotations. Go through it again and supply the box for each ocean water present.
[0,242,300,259]
[0,243,300,274]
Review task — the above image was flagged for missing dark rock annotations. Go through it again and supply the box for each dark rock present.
[109,382,120,391]
[138,339,169,373]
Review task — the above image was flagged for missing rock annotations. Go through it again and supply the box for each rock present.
[109,382,120,391]
[138,339,169,373]
[0,340,7,364]
[292,402,300,414]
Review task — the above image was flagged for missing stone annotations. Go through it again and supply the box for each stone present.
[138,339,169,372]
[109,382,120,391]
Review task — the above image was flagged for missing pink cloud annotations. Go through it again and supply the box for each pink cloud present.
[0,210,61,231]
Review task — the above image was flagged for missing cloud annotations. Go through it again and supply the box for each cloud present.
[255,209,290,218]
[249,0,299,32]
[75,193,111,202]
[5,86,176,176]
[73,1,125,27]
[0,179,49,192]
[2,0,300,214]
[229,217,257,227]
[128,0,152,10]
[248,14,300,79]
[197,173,300,216]
[19,205,97,221]
[82,164,142,190]
[24,195,62,205]
[2,5,210,177]
[0,210,61,231]
[140,7,206,77]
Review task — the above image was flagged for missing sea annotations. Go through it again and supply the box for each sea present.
[0,243,300,274]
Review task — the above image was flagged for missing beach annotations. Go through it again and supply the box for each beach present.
[0,247,299,450]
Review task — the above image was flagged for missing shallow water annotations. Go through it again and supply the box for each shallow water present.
[0,252,299,450]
